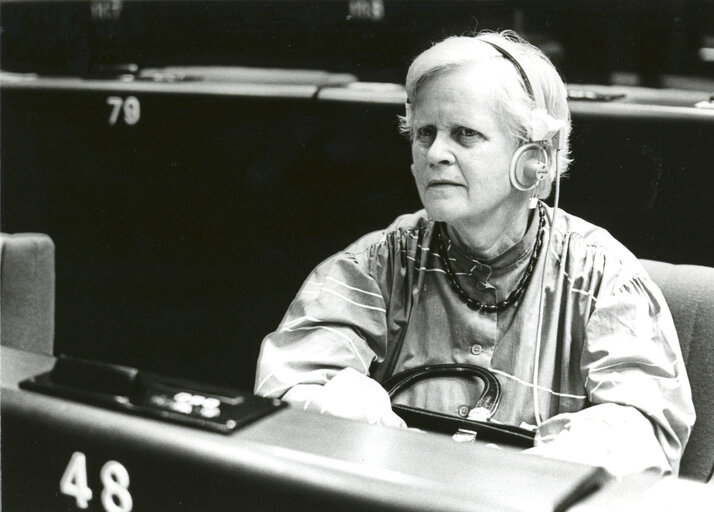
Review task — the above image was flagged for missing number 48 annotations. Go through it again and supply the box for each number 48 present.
[60,452,133,512]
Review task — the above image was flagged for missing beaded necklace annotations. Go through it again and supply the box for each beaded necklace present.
[437,202,545,312]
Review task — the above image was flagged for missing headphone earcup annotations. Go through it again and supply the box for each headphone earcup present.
[509,143,550,191]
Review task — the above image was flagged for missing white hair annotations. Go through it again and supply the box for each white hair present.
[399,30,571,199]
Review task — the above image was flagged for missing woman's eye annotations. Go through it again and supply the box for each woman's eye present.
[415,127,435,141]
[456,127,480,139]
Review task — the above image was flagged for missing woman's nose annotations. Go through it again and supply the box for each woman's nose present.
[426,133,455,166]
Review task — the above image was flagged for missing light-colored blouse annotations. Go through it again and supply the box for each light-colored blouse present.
[255,203,695,476]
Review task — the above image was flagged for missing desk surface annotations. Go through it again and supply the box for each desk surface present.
[1,346,610,512]
[571,473,714,512]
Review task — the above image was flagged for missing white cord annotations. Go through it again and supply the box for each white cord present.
[531,151,562,426]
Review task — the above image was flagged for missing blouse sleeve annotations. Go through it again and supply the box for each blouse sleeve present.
[531,272,696,476]
[253,234,393,406]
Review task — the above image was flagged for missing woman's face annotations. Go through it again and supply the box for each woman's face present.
[410,64,524,234]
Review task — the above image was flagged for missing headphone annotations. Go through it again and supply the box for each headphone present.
[484,39,573,426]
[480,39,565,205]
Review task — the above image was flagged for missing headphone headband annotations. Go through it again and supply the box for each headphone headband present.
[480,38,564,146]
[404,37,565,148]
[480,39,536,103]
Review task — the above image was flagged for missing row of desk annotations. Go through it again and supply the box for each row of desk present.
[3,346,712,511]
[2,72,713,395]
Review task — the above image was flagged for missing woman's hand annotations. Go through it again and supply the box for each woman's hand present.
[523,404,672,478]
[308,368,407,428]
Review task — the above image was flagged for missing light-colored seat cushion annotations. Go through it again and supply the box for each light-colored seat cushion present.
[641,259,714,482]
[0,233,55,355]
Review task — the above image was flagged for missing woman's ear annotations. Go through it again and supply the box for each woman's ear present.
[410,164,416,176]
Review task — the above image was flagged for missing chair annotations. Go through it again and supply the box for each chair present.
[641,259,714,483]
[0,232,55,355]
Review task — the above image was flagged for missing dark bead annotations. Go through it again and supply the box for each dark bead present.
[438,205,544,314]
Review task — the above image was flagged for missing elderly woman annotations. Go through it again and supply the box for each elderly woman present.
[255,30,694,477]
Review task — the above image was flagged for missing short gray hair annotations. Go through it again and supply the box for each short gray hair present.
[399,30,571,198]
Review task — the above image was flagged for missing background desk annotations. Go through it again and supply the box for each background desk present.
[2,77,713,396]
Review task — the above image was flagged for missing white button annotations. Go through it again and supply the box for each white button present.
[203,397,221,409]
[173,392,192,402]
[470,344,483,355]
[457,405,470,417]
[170,401,193,414]
[189,394,206,406]
[200,407,221,419]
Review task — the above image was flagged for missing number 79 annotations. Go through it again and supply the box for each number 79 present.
[106,96,141,126]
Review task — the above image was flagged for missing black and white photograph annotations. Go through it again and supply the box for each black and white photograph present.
[1,1,713,510]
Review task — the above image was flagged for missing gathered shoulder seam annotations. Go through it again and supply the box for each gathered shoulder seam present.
[344,223,430,259]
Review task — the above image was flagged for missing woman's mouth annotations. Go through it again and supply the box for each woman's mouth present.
[427,180,464,188]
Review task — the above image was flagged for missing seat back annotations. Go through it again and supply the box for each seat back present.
[641,259,714,482]
[0,233,55,355]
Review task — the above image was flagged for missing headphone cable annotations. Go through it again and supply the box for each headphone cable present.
[531,149,562,427]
